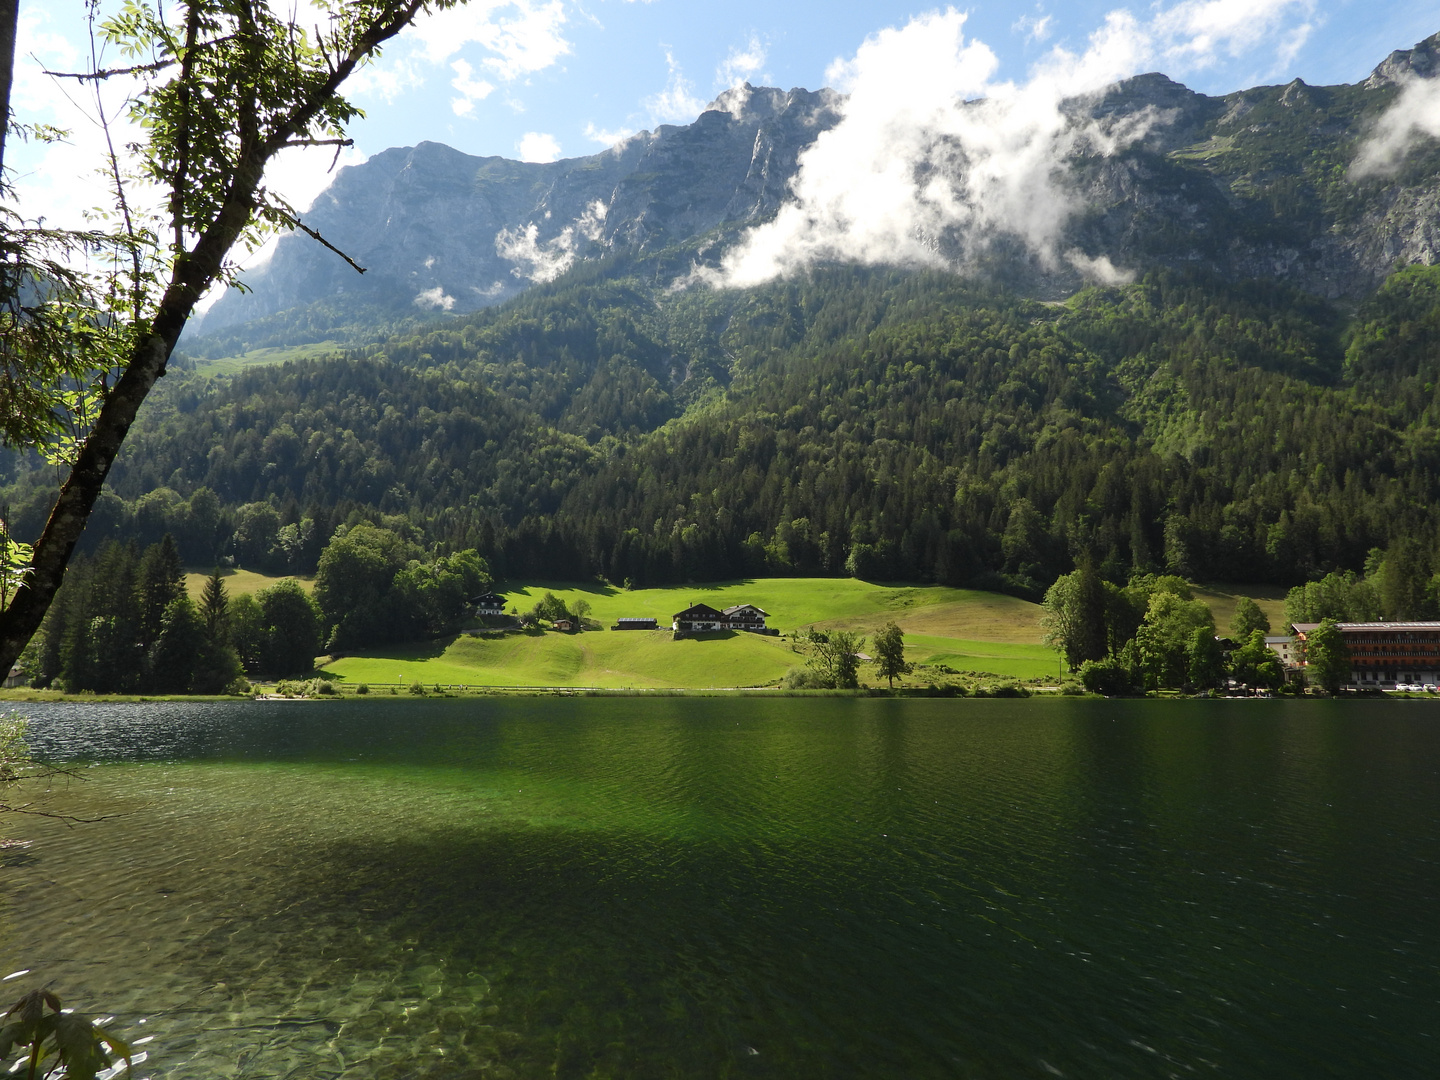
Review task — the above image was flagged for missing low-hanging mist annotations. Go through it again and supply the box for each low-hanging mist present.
[704,0,1322,290]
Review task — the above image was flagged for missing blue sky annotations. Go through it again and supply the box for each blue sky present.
[8,0,1438,277]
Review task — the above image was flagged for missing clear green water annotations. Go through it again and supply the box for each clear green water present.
[1,698,1437,1079]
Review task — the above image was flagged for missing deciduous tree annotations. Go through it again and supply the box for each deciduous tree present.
[1303,618,1350,693]
[1229,596,1270,640]
[0,0,469,679]
[873,621,911,688]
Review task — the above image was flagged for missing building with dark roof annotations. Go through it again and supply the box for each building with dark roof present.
[472,592,507,615]
[672,603,727,634]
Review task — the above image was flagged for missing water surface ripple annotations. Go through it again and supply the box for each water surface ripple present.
[1,698,1435,1078]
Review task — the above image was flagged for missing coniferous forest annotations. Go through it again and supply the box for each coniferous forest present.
[3,259,1440,613]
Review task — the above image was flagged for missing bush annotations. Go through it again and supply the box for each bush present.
[781,666,833,689]
[408,681,427,695]
[224,676,252,696]
[1079,658,1136,696]
[315,680,338,696]
[356,683,370,695]
[984,682,1031,698]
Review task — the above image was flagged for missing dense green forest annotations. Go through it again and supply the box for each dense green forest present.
[4,261,1439,600]
[20,526,491,692]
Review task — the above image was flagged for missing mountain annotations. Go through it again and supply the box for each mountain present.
[5,37,1440,604]
[196,85,842,336]
[192,35,1440,351]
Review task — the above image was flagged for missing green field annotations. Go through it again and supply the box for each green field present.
[184,567,314,603]
[202,572,1280,690]
[1191,583,1289,636]
[319,578,1057,689]
[492,578,1046,642]
[189,341,345,377]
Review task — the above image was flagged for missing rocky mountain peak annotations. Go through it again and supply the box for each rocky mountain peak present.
[1365,31,1440,88]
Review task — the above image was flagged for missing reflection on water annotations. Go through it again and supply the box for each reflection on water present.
[0,698,1437,1078]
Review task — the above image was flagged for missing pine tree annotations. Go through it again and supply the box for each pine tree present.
[136,536,185,650]
[200,568,229,644]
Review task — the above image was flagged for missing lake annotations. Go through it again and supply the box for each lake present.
[1,698,1436,1078]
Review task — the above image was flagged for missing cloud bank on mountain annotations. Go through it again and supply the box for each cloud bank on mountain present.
[707,0,1317,289]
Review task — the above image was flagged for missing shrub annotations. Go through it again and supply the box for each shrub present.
[1079,658,1136,696]
[356,683,370,695]
[985,682,1031,698]
[408,682,427,695]
[781,666,832,689]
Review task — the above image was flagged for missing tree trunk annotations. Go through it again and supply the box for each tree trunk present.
[0,0,17,176]
[0,0,431,678]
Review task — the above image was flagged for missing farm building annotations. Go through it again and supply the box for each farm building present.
[472,592,506,615]
[613,618,659,630]
[722,604,769,632]
[672,603,727,634]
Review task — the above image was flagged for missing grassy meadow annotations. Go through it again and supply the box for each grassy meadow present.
[184,567,314,603]
[172,572,1286,691]
[318,578,1057,689]
[1191,584,1288,637]
[187,341,344,377]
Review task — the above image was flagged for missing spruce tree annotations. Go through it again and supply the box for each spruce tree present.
[199,568,229,644]
[136,536,185,650]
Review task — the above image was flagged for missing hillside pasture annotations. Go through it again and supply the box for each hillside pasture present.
[317,578,1054,689]
[184,568,314,603]
[323,628,797,689]
[1192,584,1289,636]
[497,578,1046,643]
[189,341,345,377]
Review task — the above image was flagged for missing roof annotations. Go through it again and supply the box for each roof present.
[617,617,657,624]
[1336,621,1440,630]
[722,604,768,616]
[673,603,723,619]
[1264,636,1294,644]
[472,592,506,604]
[1293,621,1440,633]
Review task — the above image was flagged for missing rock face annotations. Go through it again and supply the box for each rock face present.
[199,85,841,332]
[199,36,1440,337]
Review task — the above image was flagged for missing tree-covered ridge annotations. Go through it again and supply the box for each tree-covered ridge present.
[5,263,1440,598]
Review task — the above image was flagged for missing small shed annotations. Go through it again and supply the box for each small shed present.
[3,664,25,689]
[614,617,658,630]
[552,619,574,632]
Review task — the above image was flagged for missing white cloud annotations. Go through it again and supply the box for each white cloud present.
[451,60,496,117]
[584,121,642,147]
[718,34,768,89]
[495,200,606,282]
[1350,75,1440,177]
[1014,13,1053,45]
[644,50,709,125]
[705,0,1317,291]
[518,131,562,161]
[1153,0,1314,72]
[350,1,571,113]
[414,286,457,310]
[406,1,571,73]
